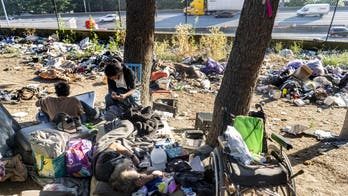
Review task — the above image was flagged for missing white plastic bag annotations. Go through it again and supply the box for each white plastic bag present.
[224,126,253,165]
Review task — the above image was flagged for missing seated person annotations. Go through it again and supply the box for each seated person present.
[104,59,141,111]
[35,81,99,124]
[92,120,162,195]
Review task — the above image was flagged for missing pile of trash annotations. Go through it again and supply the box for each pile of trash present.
[1,35,123,83]
[257,54,348,108]
[1,34,348,108]
[150,57,226,95]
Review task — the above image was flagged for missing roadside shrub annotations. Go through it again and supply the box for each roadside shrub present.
[290,41,303,55]
[171,24,197,58]
[199,27,228,61]
[322,52,348,67]
[275,42,283,53]
[154,40,180,62]
[108,28,126,53]
[88,33,104,54]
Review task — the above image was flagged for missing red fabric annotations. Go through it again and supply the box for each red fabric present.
[151,72,169,81]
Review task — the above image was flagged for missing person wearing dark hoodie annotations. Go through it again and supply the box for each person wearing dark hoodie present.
[92,120,162,195]
[104,59,141,111]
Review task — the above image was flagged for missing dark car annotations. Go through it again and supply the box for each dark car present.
[329,27,348,37]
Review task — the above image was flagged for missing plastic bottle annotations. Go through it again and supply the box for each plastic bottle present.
[150,145,167,171]
[37,110,49,123]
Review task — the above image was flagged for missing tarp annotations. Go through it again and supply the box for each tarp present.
[0,104,21,156]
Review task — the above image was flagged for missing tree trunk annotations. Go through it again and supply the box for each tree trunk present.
[339,110,348,138]
[124,0,155,106]
[207,0,280,146]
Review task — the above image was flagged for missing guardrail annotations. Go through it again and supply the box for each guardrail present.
[0,27,347,50]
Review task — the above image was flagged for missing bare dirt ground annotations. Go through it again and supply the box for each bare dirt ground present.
[0,55,347,196]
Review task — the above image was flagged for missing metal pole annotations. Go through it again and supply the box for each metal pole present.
[51,0,60,29]
[325,0,339,42]
[117,0,122,27]
[83,0,87,13]
[1,0,9,26]
[185,0,188,24]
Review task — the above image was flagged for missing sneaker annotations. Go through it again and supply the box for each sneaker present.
[73,117,83,132]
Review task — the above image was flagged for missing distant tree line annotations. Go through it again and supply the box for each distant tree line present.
[0,0,185,16]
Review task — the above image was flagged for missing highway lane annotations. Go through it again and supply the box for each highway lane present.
[0,10,347,41]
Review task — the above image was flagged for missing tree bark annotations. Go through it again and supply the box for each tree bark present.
[207,0,280,146]
[339,110,348,138]
[124,0,155,106]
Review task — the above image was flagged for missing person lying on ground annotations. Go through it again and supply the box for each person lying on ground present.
[35,81,99,124]
[104,59,140,111]
[93,119,162,194]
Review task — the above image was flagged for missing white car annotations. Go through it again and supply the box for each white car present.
[296,4,330,17]
[99,14,117,22]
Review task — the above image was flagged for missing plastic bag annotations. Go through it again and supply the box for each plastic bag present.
[33,152,66,178]
[0,107,15,156]
[66,139,92,177]
[307,58,324,77]
[200,58,224,75]
[224,126,253,165]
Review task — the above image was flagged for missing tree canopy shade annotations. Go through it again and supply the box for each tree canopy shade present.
[207,0,280,146]
[124,0,156,106]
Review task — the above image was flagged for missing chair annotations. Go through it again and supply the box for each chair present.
[210,104,302,196]
[125,63,142,84]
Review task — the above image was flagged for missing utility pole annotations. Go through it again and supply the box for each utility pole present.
[117,0,122,27]
[51,0,60,29]
[1,0,9,26]
[83,0,87,13]
[185,0,188,24]
[325,0,339,42]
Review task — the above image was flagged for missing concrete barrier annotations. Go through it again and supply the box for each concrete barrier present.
[0,27,347,50]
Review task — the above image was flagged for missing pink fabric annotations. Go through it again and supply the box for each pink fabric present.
[66,139,92,177]
[267,0,273,17]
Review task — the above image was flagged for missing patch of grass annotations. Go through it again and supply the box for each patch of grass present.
[199,27,228,61]
[322,52,348,67]
[154,40,180,62]
[107,28,125,53]
[87,33,104,54]
[290,41,303,55]
[275,42,283,53]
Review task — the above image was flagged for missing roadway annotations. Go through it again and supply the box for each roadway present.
[0,9,347,41]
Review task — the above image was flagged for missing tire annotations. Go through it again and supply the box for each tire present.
[268,144,297,196]
[210,148,226,196]
[229,144,296,196]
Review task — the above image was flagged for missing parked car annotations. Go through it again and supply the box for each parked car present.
[296,3,330,17]
[99,14,117,22]
[329,26,348,37]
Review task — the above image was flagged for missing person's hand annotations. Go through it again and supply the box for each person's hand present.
[111,91,119,100]
[118,94,127,100]
[110,142,130,155]
[111,92,127,100]
[151,170,164,178]
[131,155,140,167]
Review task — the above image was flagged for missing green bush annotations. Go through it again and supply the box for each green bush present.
[322,52,348,67]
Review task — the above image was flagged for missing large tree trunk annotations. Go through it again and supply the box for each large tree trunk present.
[339,110,348,138]
[207,0,280,146]
[124,0,156,106]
